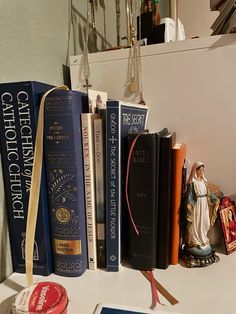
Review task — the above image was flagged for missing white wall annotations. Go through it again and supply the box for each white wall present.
[0,0,221,85]
[71,0,127,54]
[0,0,128,85]
[178,0,219,38]
[70,34,236,199]
[0,0,71,85]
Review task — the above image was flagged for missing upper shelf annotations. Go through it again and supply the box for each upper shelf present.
[70,33,236,66]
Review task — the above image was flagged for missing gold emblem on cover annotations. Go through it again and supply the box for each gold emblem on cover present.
[56,207,71,223]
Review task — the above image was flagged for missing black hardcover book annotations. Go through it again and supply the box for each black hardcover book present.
[156,132,176,269]
[127,133,157,270]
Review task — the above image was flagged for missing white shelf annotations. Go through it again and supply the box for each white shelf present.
[0,251,235,314]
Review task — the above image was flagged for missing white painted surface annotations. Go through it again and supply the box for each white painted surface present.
[0,251,235,314]
[0,0,128,86]
[0,0,221,85]
[0,0,69,85]
[178,0,219,38]
[70,34,236,198]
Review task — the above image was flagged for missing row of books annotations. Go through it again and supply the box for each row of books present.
[127,131,186,270]
[79,105,188,271]
[0,80,191,278]
[0,81,151,277]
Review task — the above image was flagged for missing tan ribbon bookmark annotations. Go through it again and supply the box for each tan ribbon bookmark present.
[25,85,69,286]
[141,271,179,306]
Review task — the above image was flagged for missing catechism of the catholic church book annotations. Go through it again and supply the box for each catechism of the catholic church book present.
[0,81,53,276]
[44,89,89,276]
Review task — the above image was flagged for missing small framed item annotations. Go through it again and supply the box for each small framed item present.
[219,197,236,254]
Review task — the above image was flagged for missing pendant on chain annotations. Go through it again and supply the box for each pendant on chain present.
[129,78,139,93]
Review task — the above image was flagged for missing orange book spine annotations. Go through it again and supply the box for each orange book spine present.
[170,143,186,265]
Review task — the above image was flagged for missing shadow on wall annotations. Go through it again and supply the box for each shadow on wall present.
[71,0,112,55]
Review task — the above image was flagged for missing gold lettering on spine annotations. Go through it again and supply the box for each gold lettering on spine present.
[53,239,81,255]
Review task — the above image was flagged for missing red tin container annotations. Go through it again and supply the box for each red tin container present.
[12,282,68,314]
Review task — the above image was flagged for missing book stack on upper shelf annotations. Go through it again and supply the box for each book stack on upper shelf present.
[211,0,236,34]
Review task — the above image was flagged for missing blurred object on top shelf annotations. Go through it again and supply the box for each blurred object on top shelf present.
[161,17,185,42]
[211,0,236,34]
[137,0,185,44]
[210,0,227,11]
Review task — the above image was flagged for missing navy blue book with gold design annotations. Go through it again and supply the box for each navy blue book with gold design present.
[44,89,89,276]
[0,81,53,275]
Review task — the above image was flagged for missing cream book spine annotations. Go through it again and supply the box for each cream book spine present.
[81,113,98,270]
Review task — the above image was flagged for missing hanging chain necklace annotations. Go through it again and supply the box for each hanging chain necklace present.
[66,0,72,66]
[82,0,92,91]
[126,0,133,46]
[90,0,98,52]
[128,0,146,105]
[115,0,121,47]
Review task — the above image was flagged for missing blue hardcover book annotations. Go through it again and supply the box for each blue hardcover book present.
[0,81,53,275]
[106,100,148,271]
[44,89,89,276]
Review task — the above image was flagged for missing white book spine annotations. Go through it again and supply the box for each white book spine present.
[81,113,98,270]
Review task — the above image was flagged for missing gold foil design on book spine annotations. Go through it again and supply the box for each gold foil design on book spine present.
[53,239,81,255]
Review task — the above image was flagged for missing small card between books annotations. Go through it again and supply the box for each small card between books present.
[94,303,183,314]
[88,89,107,113]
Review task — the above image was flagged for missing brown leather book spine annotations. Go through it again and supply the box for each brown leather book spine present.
[170,143,186,265]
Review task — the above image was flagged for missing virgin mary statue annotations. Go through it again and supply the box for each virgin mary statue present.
[182,161,220,267]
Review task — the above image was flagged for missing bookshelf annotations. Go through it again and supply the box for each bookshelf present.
[0,33,235,314]
[0,251,235,313]
[1,4,236,309]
